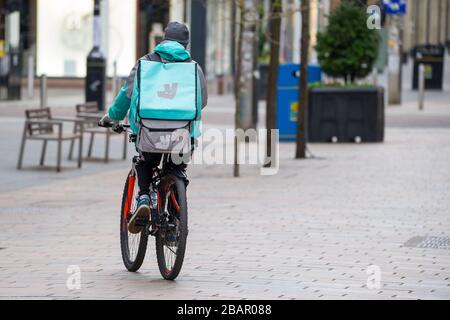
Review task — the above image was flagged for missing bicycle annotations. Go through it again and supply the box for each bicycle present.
[99,121,188,280]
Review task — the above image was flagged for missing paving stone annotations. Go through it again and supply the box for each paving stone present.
[1,88,450,299]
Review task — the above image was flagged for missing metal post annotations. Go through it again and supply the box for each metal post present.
[112,60,118,97]
[371,68,378,86]
[418,64,425,110]
[27,55,34,99]
[86,0,106,110]
[40,74,47,108]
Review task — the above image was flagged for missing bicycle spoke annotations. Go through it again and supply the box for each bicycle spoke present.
[161,186,181,271]
[164,244,177,255]
[126,180,141,262]
[121,170,150,273]
[154,176,187,280]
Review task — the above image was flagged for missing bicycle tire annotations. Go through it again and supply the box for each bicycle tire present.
[155,174,188,280]
[120,170,149,272]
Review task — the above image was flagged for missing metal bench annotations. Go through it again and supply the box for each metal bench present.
[68,102,127,163]
[17,108,84,172]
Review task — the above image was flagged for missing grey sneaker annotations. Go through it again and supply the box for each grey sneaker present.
[128,194,150,234]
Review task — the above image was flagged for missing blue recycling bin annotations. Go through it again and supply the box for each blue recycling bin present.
[276,64,322,141]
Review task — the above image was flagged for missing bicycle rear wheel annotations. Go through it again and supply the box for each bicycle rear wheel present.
[155,174,188,280]
[120,171,149,272]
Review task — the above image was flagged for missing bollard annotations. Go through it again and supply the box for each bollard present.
[27,55,34,99]
[371,69,378,86]
[40,74,47,108]
[418,64,425,111]
[115,76,121,97]
[112,60,119,97]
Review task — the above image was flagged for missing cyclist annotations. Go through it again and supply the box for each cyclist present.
[99,21,208,232]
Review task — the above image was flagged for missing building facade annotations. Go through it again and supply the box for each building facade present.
[0,0,448,91]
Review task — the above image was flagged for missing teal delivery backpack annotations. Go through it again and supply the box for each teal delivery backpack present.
[136,60,201,153]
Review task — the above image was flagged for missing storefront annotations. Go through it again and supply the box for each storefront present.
[0,0,236,95]
[36,0,136,78]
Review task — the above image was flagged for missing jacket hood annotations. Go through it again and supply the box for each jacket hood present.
[154,40,191,62]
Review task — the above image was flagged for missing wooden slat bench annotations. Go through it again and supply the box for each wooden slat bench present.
[17,108,84,172]
[68,102,127,163]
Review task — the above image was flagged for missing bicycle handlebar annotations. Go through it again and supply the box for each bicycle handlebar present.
[98,121,131,134]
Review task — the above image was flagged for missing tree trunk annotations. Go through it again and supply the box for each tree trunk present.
[234,0,245,177]
[230,0,237,76]
[265,0,282,167]
[251,1,260,130]
[295,0,310,159]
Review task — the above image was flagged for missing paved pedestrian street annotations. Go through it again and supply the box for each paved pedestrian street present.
[0,88,449,299]
[2,0,450,302]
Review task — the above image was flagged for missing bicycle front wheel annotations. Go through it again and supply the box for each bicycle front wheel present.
[120,171,149,272]
[155,174,188,280]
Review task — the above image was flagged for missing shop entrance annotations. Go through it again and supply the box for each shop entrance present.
[136,0,170,59]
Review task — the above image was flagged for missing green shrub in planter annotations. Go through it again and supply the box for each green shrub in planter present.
[310,1,384,143]
[316,0,379,83]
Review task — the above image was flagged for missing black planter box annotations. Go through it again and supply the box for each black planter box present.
[308,87,384,143]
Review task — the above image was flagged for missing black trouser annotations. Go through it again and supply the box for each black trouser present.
[136,152,188,196]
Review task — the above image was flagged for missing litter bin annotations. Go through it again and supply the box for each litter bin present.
[86,47,106,111]
[412,45,445,90]
[276,64,321,141]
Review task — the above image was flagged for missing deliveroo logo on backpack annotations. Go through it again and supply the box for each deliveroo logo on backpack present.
[157,83,178,99]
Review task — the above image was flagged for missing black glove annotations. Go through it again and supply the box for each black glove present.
[98,113,112,127]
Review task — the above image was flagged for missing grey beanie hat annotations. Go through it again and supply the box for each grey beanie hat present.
[163,21,190,47]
